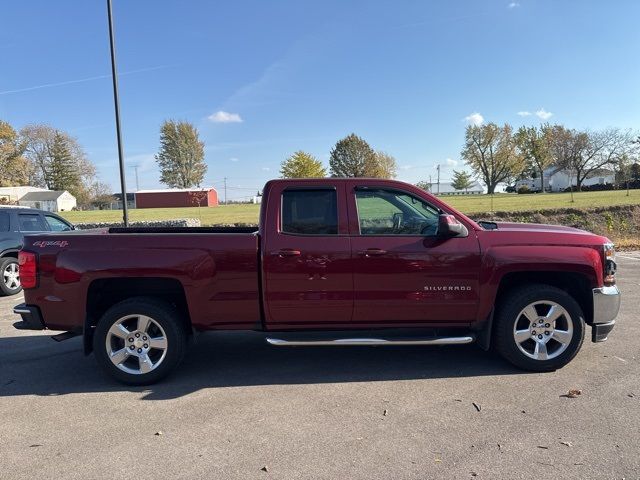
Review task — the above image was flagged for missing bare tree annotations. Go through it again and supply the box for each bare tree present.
[20,124,95,192]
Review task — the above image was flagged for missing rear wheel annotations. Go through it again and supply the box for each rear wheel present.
[93,297,187,385]
[494,284,585,372]
[0,257,22,296]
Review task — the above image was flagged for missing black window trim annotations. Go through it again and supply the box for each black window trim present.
[353,186,442,237]
[279,186,342,237]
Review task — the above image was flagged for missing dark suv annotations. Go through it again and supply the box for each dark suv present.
[0,207,74,296]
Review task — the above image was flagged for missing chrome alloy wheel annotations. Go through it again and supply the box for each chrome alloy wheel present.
[105,314,168,375]
[3,262,20,290]
[513,301,573,361]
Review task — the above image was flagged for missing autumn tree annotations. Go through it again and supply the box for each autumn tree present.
[329,134,376,177]
[89,182,115,209]
[365,151,398,179]
[516,125,553,192]
[451,170,474,192]
[0,120,29,186]
[461,123,524,194]
[20,124,95,199]
[280,151,326,178]
[156,120,207,188]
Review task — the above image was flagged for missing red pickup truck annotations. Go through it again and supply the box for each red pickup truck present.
[13,178,620,384]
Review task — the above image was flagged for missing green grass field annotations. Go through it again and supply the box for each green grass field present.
[59,189,640,226]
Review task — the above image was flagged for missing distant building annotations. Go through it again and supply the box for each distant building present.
[0,186,49,204]
[110,192,136,210]
[135,188,219,209]
[516,166,615,192]
[431,181,484,195]
[18,190,77,212]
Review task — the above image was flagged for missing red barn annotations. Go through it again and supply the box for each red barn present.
[135,188,218,209]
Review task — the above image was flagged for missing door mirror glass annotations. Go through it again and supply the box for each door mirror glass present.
[437,214,468,238]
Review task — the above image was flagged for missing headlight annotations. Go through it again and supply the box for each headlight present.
[603,243,616,285]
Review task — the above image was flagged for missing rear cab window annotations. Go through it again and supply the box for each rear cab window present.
[281,189,338,235]
[18,213,47,232]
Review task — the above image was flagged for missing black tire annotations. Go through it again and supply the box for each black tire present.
[0,257,22,296]
[494,284,585,372]
[93,297,187,385]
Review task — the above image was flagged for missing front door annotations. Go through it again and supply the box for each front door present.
[349,185,481,325]
[262,183,353,327]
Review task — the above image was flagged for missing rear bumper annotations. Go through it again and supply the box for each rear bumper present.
[591,286,621,342]
[12,303,45,331]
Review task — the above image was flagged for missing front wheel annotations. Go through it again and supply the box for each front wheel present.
[494,284,585,372]
[93,297,187,385]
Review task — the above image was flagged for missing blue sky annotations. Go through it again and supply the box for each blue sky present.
[1,0,639,199]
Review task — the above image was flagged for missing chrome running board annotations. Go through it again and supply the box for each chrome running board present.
[266,336,475,346]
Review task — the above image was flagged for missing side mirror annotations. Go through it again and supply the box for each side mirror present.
[437,214,468,238]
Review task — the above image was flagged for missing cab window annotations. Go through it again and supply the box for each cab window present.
[281,189,338,235]
[18,213,47,232]
[355,188,440,236]
[45,215,73,232]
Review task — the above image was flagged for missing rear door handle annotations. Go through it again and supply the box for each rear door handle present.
[360,248,387,257]
[274,249,301,257]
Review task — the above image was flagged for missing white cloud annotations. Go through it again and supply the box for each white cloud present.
[508,2,520,8]
[517,111,532,116]
[261,167,271,172]
[400,164,413,171]
[445,158,458,167]
[229,157,239,162]
[208,110,243,123]
[535,108,553,120]
[464,112,484,126]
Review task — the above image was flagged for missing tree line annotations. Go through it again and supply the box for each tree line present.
[461,123,640,194]
[0,120,110,206]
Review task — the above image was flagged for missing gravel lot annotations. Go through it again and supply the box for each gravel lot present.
[1,254,639,479]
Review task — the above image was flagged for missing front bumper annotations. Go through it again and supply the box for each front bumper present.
[591,285,621,342]
[13,303,45,331]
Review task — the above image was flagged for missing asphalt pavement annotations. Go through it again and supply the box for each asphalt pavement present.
[1,254,639,479]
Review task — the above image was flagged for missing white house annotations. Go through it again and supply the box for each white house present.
[18,190,77,212]
[0,186,49,204]
[516,166,615,192]
[431,181,484,195]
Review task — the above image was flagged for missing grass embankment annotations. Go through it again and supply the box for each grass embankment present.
[60,190,640,226]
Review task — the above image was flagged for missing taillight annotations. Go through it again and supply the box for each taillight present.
[18,251,37,289]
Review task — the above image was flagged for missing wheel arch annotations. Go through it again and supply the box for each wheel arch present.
[83,277,192,355]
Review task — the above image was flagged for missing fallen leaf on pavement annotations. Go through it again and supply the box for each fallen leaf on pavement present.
[383,409,388,416]
[472,402,481,412]
[561,389,582,398]
[560,441,573,447]
[154,431,163,436]
[261,466,269,472]
[537,445,549,449]
[29,444,43,448]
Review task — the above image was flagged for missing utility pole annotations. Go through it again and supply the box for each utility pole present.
[436,164,440,195]
[132,165,139,191]
[106,0,128,226]
[223,177,227,205]
[429,175,432,191]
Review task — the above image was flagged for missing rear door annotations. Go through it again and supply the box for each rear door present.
[348,182,481,326]
[262,181,353,327]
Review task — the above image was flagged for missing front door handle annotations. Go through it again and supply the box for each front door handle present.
[360,248,387,257]
[274,249,301,257]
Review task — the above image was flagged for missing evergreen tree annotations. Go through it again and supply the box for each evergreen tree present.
[48,131,81,191]
[451,169,474,192]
